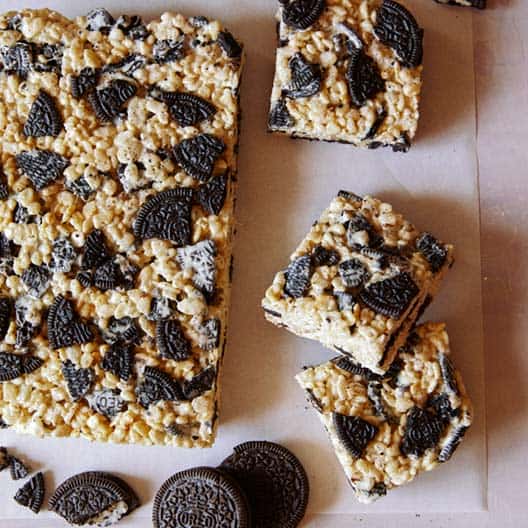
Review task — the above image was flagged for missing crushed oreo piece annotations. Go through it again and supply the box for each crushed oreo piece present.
[439,352,459,395]
[346,213,381,248]
[16,150,69,190]
[195,173,228,215]
[14,472,45,514]
[217,31,243,58]
[47,295,94,349]
[87,389,127,419]
[182,366,216,400]
[392,132,411,153]
[333,413,378,458]
[176,240,217,297]
[0,41,33,78]
[400,406,446,457]
[70,67,99,99]
[82,230,110,269]
[61,360,94,402]
[359,272,418,319]
[311,245,339,267]
[136,366,183,408]
[102,343,135,381]
[150,88,216,127]
[49,471,139,526]
[87,79,137,122]
[102,317,139,345]
[33,43,63,74]
[114,256,138,290]
[115,15,149,40]
[0,352,43,381]
[9,456,30,480]
[13,203,35,224]
[134,188,194,245]
[365,109,388,143]
[23,90,62,137]
[281,0,326,30]
[173,133,225,182]
[427,393,458,423]
[367,380,393,421]
[103,54,147,76]
[283,53,322,99]
[346,48,384,107]
[156,319,191,361]
[93,259,122,291]
[416,232,448,273]
[86,8,115,33]
[76,270,92,287]
[153,39,185,63]
[333,356,380,381]
[374,0,424,68]
[148,296,173,321]
[49,237,77,273]
[438,425,469,463]
[284,255,313,298]
[338,258,370,288]
[65,175,95,200]
[21,264,50,298]
[0,296,11,341]
[0,169,8,200]
[197,318,221,350]
[0,236,15,275]
[268,98,295,129]
[6,13,23,31]
[334,291,356,311]
[14,296,39,349]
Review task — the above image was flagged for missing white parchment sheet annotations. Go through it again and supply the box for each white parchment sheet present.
[0,1,486,524]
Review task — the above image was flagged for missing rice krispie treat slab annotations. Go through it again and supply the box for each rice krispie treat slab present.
[262,191,454,374]
[268,0,424,151]
[0,8,243,447]
[296,322,473,503]
[435,0,486,8]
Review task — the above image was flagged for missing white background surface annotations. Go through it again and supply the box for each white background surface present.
[0,1,526,526]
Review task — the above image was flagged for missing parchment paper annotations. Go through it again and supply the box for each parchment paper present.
[0,1,486,524]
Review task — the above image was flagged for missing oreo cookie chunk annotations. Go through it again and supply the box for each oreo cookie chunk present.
[296,322,473,503]
[262,192,454,374]
[0,8,242,449]
[9,455,30,480]
[220,441,309,528]
[269,0,423,150]
[153,467,250,528]
[14,472,45,514]
[49,471,139,526]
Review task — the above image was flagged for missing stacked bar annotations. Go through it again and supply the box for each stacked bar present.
[268,0,424,151]
[0,8,243,447]
[296,323,473,503]
[262,191,472,500]
[262,191,454,374]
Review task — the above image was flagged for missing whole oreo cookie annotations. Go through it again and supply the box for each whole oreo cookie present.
[219,440,309,528]
[153,466,250,528]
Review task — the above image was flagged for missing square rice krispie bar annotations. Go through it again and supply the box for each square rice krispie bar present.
[0,8,243,447]
[268,0,424,151]
[262,191,454,374]
[296,322,473,503]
